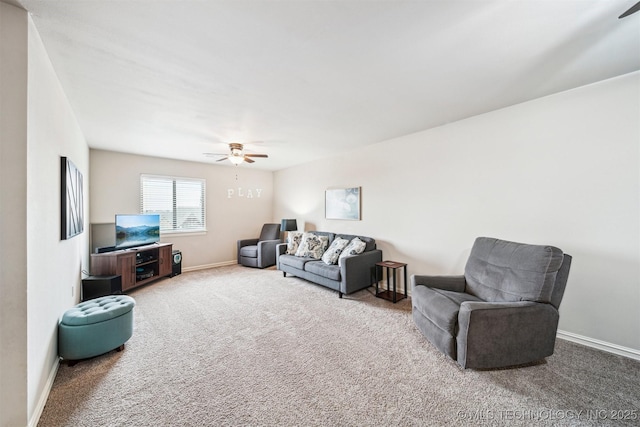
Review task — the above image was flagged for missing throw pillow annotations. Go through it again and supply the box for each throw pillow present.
[286,231,304,255]
[295,233,329,259]
[321,237,350,265]
[338,237,367,267]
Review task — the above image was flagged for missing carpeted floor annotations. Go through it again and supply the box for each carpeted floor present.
[38,265,640,426]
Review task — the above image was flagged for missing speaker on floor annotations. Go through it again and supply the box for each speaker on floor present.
[171,250,182,277]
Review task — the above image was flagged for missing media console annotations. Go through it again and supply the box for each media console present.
[90,243,173,292]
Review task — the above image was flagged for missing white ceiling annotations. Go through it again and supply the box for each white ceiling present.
[14,0,640,170]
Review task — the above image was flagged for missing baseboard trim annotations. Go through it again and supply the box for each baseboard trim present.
[557,330,640,361]
[29,357,60,427]
[183,261,236,272]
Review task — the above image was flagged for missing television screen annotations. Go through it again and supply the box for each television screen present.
[115,214,160,249]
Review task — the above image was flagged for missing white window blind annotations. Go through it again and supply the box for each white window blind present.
[140,174,206,233]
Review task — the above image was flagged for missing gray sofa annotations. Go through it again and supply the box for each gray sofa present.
[411,237,572,369]
[277,231,382,298]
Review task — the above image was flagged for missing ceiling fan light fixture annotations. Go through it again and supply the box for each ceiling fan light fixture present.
[204,142,268,165]
[229,154,244,165]
[228,145,244,165]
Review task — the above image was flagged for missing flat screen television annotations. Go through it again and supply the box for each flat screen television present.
[115,214,161,249]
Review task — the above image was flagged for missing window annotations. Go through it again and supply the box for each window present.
[140,174,206,233]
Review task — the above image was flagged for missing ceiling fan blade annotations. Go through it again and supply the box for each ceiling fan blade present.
[204,142,268,165]
[620,1,640,18]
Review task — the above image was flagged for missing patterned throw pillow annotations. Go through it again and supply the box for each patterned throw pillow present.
[338,237,367,267]
[295,233,329,259]
[286,231,304,255]
[321,237,350,265]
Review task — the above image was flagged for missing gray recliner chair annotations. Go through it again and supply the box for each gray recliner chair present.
[411,237,572,369]
[237,223,281,268]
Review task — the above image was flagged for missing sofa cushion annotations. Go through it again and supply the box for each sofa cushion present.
[304,261,342,281]
[239,245,258,258]
[321,237,350,265]
[464,237,564,303]
[295,232,329,259]
[338,237,367,267]
[286,231,304,255]
[279,254,315,270]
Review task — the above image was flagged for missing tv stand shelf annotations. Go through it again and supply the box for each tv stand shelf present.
[91,243,173,292]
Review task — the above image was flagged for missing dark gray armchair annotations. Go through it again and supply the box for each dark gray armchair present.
[237,223,281,268]
[411,237,572,369]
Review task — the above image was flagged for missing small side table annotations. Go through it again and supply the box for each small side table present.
[375,261,407,303]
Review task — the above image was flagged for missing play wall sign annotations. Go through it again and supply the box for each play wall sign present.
[227,188,263,199]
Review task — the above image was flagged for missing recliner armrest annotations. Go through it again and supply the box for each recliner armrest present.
[237,238,259,261]
[457,301,560,369]
[460,300,539,311]
[238,238,259,248]
[257,239,282,268]
[257,239,281,245]
[411,275,466,293]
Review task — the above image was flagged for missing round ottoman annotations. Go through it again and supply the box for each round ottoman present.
[58,295,135,364]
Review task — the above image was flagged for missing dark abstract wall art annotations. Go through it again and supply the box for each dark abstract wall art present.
[61,156,84,240]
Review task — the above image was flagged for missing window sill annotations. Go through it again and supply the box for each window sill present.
[161,230,207,237]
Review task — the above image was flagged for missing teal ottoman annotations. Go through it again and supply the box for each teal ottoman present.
[58,295,135,364]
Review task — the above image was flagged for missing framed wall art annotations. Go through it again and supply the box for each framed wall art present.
[325,187,361,220]
[61,156,84,240]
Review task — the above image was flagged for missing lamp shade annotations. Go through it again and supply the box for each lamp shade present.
[281,219,297,232]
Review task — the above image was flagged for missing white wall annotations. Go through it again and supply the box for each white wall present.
[90,150,274,268]
[274,72,640,353]
[0,3,29,426]
[26,14,90,425]
[0,4,90,426]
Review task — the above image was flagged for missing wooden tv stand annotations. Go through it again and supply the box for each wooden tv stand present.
[90,243,173,292]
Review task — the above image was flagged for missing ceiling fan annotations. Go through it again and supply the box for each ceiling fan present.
[204,143,268,165]
[620,1,640,18]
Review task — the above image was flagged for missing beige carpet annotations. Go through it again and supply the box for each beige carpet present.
[39,265,640,426]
